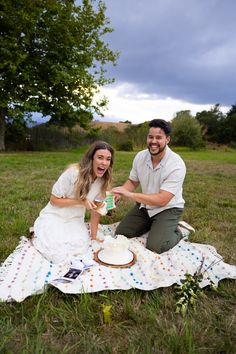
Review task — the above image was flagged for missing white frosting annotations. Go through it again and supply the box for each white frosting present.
[98,235,133,265]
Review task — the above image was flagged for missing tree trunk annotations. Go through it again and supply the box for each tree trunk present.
[0,108,6,151]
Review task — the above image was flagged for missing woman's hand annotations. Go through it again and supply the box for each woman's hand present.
[83,199,97,210]
[92,237,104,243]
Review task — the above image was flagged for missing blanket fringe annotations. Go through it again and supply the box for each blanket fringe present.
[0,236,29,284]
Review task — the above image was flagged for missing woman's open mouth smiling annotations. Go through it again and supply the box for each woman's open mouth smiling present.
[97,166,106,175]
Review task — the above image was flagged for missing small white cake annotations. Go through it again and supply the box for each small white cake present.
[98,234,133,265]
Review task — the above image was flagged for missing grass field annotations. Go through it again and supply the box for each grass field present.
[0,147,236,353]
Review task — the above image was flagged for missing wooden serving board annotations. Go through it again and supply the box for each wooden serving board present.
[94,250,136,268]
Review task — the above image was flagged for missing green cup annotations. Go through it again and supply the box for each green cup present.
[105,192,116,210]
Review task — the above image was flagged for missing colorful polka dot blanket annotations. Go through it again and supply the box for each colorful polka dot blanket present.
[0,223,235,302]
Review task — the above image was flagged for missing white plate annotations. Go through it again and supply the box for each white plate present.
[97,249,134,265]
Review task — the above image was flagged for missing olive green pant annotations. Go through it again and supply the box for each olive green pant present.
[115,204,183,254]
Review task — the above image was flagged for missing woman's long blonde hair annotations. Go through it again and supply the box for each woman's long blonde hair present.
[73,141,114,199]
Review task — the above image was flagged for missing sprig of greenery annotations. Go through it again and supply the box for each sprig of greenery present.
[175,257,222,316]
[175,272,204,316]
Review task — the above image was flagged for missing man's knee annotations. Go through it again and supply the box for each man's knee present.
[146,239,168,253]
[115,221,134,238]
[146,235,180,254]
[115,208,151,238]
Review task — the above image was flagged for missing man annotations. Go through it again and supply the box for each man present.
[112,119,194,254]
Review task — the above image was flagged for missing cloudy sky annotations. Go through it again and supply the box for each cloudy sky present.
[95,0,236,123]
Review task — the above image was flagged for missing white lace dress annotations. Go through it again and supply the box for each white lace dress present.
[33,166,103,263]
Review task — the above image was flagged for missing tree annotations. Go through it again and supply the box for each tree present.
[119,120,132,124]
[222,103,236,145]
[195,104,225,143]
[0,0,118,150]
[124,121,149,149]
[5,115,30,150]
[171,111,204,149]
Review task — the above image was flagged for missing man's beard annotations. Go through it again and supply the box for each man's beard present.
[148,143,167,156]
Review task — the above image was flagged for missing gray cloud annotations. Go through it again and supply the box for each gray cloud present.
[105,0,236,106]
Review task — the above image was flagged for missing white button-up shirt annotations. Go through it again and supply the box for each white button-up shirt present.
[129,146,186,217]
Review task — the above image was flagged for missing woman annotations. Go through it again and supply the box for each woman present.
[32,141,114,263]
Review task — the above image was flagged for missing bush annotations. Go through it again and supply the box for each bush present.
[117,140,133,151]
[5,121,29,150]
[97,126,120,146]
[29,124,88,150]
[229,141,236,149]
[171,111,205,149]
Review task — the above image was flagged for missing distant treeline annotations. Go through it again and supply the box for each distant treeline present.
[5,103,236,151]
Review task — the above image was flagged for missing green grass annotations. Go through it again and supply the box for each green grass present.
[0,148,236,353]
[175,148,236,164]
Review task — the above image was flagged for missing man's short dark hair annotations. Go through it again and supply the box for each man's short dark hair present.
[148,119,171,136]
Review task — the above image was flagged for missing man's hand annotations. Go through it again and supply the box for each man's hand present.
[114,193,121,204]
[112,186,132,198]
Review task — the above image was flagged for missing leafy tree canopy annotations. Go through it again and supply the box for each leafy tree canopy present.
[223,103,236,144]
[0,0,118,149]
[119,120,132,124]
[124,121,149,149]
[171,111,204,149]
[195,104,225,143]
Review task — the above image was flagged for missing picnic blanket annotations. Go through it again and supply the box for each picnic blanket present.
[0,223,236,302]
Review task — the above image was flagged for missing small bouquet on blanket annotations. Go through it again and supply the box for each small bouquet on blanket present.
[50,256,96,284]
